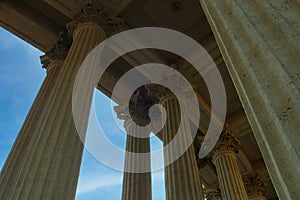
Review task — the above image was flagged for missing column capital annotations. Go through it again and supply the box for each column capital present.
[243,173,267,199]
[114,104,151,138]
[204,187,222,200]
[115,86,159,127]
[40,30,72,69]
[145,64,197,103]
[145,84,169,101]
[114,105,134,132]
[114,105,130,121]
[67,1,123,37]
[212,126,241,156]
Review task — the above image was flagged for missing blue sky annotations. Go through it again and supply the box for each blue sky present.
[0,27,165,199]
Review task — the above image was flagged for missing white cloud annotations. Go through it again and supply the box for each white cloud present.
[76,174,123,195]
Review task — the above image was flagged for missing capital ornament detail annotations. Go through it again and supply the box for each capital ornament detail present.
[40,30,72,69]
[204,187,222,200]
[212,126,241,155]
[243,173,267,199]
[68,1,123,36]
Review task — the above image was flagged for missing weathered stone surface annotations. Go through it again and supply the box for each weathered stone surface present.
[199,0,300,199]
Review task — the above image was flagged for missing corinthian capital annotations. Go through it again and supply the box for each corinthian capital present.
[213,125,241,154]
[204,187,222,200]
[68,1,123,36]
[145,84,170,101]
[40,30,72,69]
[243,173,267,198]
[115,86,159,126]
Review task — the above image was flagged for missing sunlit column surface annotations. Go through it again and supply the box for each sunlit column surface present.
[0,2,117,199]
[0,49,65,200]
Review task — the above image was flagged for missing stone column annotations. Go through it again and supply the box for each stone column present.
[122,119,152,200]
[160,94,204,200]
[115,102,152,200]
[212,128,248,200]
[0,3,119,199]
[244,173,267,200]
[199,1,300,199]
[0,31,68,200]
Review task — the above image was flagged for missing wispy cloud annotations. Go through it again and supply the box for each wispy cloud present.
[76,168,164,195]
[77,174,123,195]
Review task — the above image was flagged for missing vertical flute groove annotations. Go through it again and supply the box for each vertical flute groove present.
[122,122,152,200]
[161,96,203,200]
[213,152,248,200]
[0,22,106,200]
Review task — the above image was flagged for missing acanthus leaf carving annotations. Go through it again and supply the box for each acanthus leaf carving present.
[41,30,72,69]
[68,1,123,37]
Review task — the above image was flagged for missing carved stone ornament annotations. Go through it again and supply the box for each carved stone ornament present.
[40,30,72,69]
[115,86,159,126]
[204,187,222,200]
[212,125,241,154]
[243,173,267,198]
[114,105,130,121]
[68,1,123,37]
[145,84,171,101]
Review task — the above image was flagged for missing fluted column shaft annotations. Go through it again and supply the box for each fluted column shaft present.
[213,151,248,200]
[161,95,203,200]
[0,22,106,200]
[0,60,63,199]
[122,120,152,200]
[199,1,300,199]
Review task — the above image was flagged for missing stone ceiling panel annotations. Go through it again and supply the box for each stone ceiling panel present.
[142,0,203,32]
[43,0,84,18]
[99,0,133,15]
